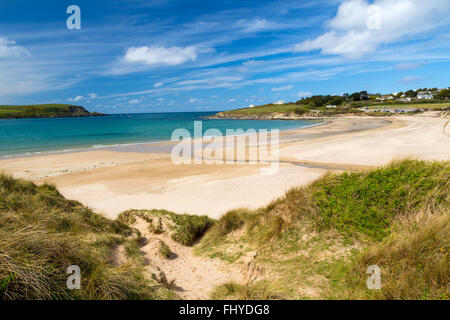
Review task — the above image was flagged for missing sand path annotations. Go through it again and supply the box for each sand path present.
[132,218,245,299]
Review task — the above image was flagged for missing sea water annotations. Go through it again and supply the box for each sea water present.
[0,112,321,157]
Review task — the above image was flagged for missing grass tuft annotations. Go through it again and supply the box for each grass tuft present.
[201,160,449,300]
[312,160,449,239]
[158,241,172,259]
[201,160,449,247]
[118,209,214,246]
[211,281,279,300]
[0,174,159,300]
[347,208,449,299]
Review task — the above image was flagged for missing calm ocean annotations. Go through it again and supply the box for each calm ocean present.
[0,112,320,157]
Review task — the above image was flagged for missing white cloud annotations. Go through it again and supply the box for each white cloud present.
[294,0,450,58]
[154,82,164,87]
[128,98,142,104]
[124,45,197,66]
[236,19,280,33]
[158,97,164,102]
[88,93,98,99]
[240,59,259,72]
[272,84,293,91]
[68,95,84,102]
[399,75,423,84]
[297,91,313,98]
[0,37,30,58]
[228,98,236,102]
[395,62,423,70]
[242,59,257,66]
[0,62,80,97]
[189,98,198,103]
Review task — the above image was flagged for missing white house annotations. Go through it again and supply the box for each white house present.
[273,100,285,105]
[249,104,255,108]
[417,91,433,99]
[325,104,337,109]
[376,95,394,101]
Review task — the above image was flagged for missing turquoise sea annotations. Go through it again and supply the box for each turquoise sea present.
[0,112,321,157]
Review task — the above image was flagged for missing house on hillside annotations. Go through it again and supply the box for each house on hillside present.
[417,91,433,99]
[325,104,337,108]
[273,100,285,105]
[249,104,255,108]
[396,97,412,102]
[376,95,394,101]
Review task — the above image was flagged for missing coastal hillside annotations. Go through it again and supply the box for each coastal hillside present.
[212,102,450,119]
[211,91,450,119]
[1,160,448,299]
[100,160,449,300]
[0,174,175,300]
[193,159,448,299]
[0,104,105,119]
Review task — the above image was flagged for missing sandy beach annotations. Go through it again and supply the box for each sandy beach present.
[1,115,448,219]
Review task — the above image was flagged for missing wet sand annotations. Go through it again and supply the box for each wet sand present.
[0,116,448,219]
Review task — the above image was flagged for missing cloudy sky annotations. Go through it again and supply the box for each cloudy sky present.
[0,0,449,113]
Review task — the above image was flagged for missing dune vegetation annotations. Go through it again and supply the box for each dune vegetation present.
[197,160,449,300]
[0,174,174,300]
[117,209,214,246]
[0,160,448,300]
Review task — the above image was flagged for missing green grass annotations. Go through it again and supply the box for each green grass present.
[200,160,448,245]
[1,160,448,300]
[218,102,450,118]
[222,103,301,115]
[312,160,449,240]
[0,104,104,119]
[0,174,171,300]
[347,209,449,300]
[198,209,246,246]
[158,241,172,259]
[220,103,366,117]
[211,280,279,300]
[118,209,215,246]
[197,160,449,300]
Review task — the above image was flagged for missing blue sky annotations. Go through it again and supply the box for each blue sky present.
[0,0,449,113]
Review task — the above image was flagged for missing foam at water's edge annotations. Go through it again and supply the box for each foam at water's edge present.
[0,117,323,159]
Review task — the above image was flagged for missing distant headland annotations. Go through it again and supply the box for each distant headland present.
[0,104,106,119]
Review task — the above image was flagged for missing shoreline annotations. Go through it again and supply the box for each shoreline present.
[0,118,326,159]
[0,116,448,219]
[206,111,386,120]
[207,107,449,121]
